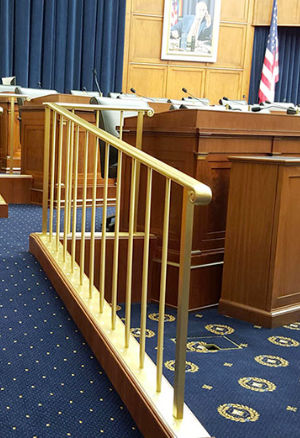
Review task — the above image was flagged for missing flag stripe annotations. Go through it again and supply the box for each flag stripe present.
[258,0,279,103]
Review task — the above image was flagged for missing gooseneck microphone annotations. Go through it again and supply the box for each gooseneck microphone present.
[182,87,208,104]
[251,104,297,114]
[130,87,155,101]
[93,69,102,96]
[219,96,248,105]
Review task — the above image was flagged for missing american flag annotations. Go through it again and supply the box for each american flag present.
[258,0,279,103]
[171,0,178,26]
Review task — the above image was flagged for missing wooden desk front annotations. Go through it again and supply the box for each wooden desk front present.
[20,94,116,204]
[122,109,300,309]
[0,96,21,171]
[220,156,300,327]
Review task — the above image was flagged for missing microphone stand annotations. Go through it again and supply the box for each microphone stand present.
[93,69,103,97]
[130,87,155,101]
[182,87,208,104]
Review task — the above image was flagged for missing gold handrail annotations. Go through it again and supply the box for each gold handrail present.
[43,102,211,206]
[40,102,212,435]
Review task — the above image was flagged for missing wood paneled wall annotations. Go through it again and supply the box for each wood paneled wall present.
[253,0,300,25]
[122,0,299,104]
[122,0,255,104]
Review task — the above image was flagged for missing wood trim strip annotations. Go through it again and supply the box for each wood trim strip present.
[0,194,8,217]
[29,233,175,438]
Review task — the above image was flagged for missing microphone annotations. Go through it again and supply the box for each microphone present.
[129,87,155,101]
[93,69,102,96]
[82,86,87,93]
[251,104,297,114]
[251,106,263,112]
[226,105,243,111]
[37,81,42,89]
[287,107,297,115]
[219,96,247,105]
[182,87,208,104]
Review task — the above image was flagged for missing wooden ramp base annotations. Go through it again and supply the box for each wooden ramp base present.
[0,194,8,217]
[29,232,210,438]
[0,174,32,204]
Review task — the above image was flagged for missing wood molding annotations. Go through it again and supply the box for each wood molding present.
[219,298,300,328]
[29,233,175,438]
[0,194,8,217]
[122,0,256,103]
[253,0,300,25]
[0,174,32,204]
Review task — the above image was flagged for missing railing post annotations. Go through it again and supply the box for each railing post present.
[49,112,57,241]
[135,111,144,151]
[42,107,51,234]
[9,96,15,174]
[134,110,144,230]
[173,188,195,419]
[156,178,171,392]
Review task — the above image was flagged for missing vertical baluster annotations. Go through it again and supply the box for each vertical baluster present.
[125,159,137,348]
[42,107,51,234]
[67,114,75,234]
[156,178,171,392]
[173,188,194,419]
[99,143,109,313]
[9,96,15,174]
[80,132,89,285]
[71,126,80,272]
[89,135,99,298]
[119,110,124,140]
[49,112,57,241]
[111,149,122,330]
[55,115,64,251]
[135,110,144,151]
[63,120,71,261]
[134,111,144,231]
[139,167,152,368]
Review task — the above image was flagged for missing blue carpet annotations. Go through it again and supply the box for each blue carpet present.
[2,205,300,438]
[0,205,142,437]
[117,301,300,438]
[48,205,116,232]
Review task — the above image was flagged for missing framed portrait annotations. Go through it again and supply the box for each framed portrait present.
[161,0,221,62]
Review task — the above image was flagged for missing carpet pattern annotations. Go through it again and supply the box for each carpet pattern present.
[0,205,142,437]
[2,205,300,438]
[118,303,300,438]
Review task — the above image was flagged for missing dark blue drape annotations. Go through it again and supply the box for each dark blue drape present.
[0,0,126,95]
[249,27,300,104]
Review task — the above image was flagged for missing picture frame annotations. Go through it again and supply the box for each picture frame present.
[161,0,221,63]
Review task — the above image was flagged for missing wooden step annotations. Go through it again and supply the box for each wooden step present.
[0,194,8,217]
[0,174,33,204]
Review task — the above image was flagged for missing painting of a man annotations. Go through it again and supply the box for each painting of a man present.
[161,0,221,62]
[171,1,212,48]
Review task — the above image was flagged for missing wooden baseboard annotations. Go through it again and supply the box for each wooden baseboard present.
[29,233,210,438]
[29,233,175,438]
[0,194,8,217]
[219,298,300,328]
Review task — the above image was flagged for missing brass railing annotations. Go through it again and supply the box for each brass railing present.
[53,102,153,150]
[40,102,212,436]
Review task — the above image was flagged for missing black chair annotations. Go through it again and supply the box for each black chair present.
[90,96,150,178]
